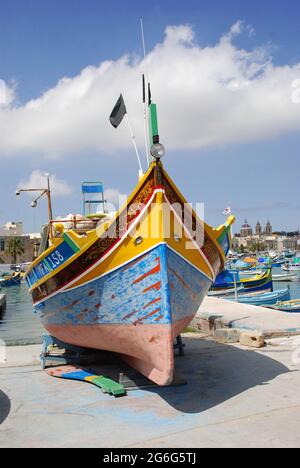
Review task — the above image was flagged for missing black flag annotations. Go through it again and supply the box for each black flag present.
[109,94,127,128]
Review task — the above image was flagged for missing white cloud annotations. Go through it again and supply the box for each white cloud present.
[104,188,121,207]
[1,23,300,160]
[19,170,72,197]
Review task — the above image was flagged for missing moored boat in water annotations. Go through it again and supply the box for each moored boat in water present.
[211,268,273,293]
[22,92,235,386]
[282,258,300,271]
[0,271,21,287]
[227,287,290,306]
[269,299,300,313]
[272,272,298,282]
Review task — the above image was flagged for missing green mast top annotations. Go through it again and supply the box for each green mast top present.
[148,85,165,161]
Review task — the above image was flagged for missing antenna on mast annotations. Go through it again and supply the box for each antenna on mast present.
[140,18,151,166]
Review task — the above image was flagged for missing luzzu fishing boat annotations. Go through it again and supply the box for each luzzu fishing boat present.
[23,93,234,386]
[0,271,21,287]
[211,268,273,293]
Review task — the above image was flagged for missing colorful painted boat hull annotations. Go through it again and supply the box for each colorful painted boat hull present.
[35,245,211,385]
[212,269,273,293]
[26,162,234,385]
[0,273,21,287]
[229,288,290,306]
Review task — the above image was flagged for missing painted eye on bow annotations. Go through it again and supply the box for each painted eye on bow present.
[134,236,143,246]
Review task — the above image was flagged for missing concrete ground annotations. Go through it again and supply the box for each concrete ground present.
[1,334,300,448]
[198,296,300,336]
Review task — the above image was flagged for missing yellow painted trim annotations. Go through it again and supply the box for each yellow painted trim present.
[25,163,156,290]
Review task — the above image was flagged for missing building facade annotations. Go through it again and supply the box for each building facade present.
[0,221,41,264]
[233,220,298,253]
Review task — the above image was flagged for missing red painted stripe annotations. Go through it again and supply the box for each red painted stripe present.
[134,308,161,325]
[143,281,161,293]
[133,258,160,284]
[143,297,161,309]
[154,314,164,322]
[122,310,138,321]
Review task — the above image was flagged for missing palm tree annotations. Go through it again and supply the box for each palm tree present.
[6,238,25,265]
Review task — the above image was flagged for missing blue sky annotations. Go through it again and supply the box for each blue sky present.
[0,0,300,233]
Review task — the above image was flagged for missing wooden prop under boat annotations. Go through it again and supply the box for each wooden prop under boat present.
[24,160,234,386]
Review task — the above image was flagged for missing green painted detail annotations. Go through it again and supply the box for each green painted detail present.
[62,232,80,253]
[91,376,126,396]
[149,103,159,144]
[44,258,52,270]
[218,230,227,244]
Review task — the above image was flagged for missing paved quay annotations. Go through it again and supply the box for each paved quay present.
[197,296,300,337]
[1,334,300,448]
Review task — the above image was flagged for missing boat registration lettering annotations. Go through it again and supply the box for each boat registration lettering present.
[27,241,76,285]
[47,250,65,269]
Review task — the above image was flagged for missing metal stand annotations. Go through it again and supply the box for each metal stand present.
[174,335,185,357]
[40,334,94,370]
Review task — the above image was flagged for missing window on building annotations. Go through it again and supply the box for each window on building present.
[0,239,5,251]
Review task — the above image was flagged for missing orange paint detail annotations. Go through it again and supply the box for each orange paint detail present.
[122,310,138,321]
[62,299,81,311]
[143,297,161,309]
[95,303,101,309]
[143,281,161,293]
[134,308,161,325]
[133,258,160,284]
[154,314,164,322]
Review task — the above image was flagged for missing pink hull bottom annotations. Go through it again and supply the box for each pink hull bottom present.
[45,316,193,386]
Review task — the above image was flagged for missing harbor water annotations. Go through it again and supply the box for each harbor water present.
[0,281,44,346]
[0,267,299,346]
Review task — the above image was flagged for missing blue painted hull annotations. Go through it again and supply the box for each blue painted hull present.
[34,244,212,384]
[36,245,211,327]
[233,288,290,306]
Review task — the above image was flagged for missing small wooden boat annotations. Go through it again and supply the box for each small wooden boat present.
[269,299,300,313]
[23,93,235,386]
[284,250,295,259]
[207,285,245,297]
[0,271,21,287]
[211,268,273,293]
[228,288,290,306]
[282,260,300,272]
[272,260,286,267]
[237,269,265,278]
[272,272,298,282]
